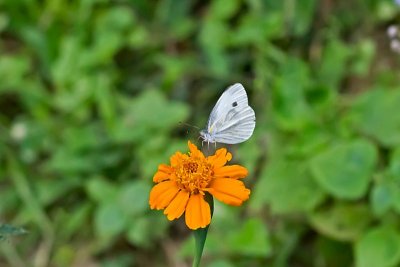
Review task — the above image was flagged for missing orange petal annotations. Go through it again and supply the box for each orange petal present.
[164,190,190,220]
[207,178,250,206]
[185,194,211,230]
[153,164,172,182]
[149,181,180,210]
[214,165,248,179]
[188,141,205,159]
[208,148,232,168]
[170,152,184,167]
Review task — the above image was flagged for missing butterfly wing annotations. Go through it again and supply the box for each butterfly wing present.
[206,83,256,144]
[212,106,255,144]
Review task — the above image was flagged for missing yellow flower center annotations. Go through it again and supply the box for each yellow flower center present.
[174,157,213,195]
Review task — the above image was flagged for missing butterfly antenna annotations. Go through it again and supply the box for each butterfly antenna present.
[179,122,200,130]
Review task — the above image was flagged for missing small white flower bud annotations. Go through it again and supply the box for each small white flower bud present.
[387,25,398,38]
[390,39,400,53]
[10,122,27,141]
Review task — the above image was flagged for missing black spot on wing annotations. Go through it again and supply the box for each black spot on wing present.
[232,101,238,107]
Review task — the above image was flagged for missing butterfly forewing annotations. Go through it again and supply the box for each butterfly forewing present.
[204,83,256,144]
[207,83,250,133]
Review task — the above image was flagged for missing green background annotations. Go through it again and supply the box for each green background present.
[1,0,400,266]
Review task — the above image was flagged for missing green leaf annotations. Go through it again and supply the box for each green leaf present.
[228,218,272,257]
[209,0,240,20]
[117,180,150,216]
[348,89,400,147]
[36,177,80,206]
[112,90,189,143]
[310,139,377,199]
[192,194,214,267]
[251,160,325,214]
[355,226,400,267]
[86,177,118,203]
[126,213,168,248]
[0,56,30,90]
[309,203,372,241]
[389,147,400,178]
[95,203,127,239]
[371,183,393,216]
[317,38,352,89]
[272,58,313,131]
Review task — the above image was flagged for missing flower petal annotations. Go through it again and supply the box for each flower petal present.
[185,194,211,230]
[214,165,248,179]
[208,148,232,168]
[153,164,172,182]
[170,152,184,167]
[188,141,205,159]
[164,190,190,220]
[149,181,180,210]
[207,178,250,206]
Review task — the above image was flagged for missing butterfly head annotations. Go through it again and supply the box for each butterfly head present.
[199,129,216,146]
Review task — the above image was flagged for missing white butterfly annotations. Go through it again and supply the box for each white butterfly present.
[200,83,256,145]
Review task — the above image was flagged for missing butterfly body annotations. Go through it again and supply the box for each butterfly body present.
[200,83,256,145]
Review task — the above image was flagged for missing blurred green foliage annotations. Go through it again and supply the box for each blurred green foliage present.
[1,0,400,266]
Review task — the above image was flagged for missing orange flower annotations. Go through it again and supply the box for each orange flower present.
[149,141,250,230]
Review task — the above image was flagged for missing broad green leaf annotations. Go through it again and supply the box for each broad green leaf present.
[86,178,118,203]
[355,226,400,267]
[351,39,375,76]
[209,0,240,20]
[231,13,284,45]
[309,203,372,241]
[95,203,127,239]
[228,218,272,257]
[112,90,189,143]
[251,160,325,214]
[155,0,194,39]
[126,213,168,248]
[117,180,150,216]
[348,89,400,147]
[272,58,313,131]
[317,38,352,89]
[310,139,377,199]
[193,194,214,267]
[390,185,400,215]
[0,56,30,90]
[389,147,400,178]
[370,183,393,216]
[35,177,80,206]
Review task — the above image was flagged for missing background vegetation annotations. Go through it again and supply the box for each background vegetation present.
[1,0,400,266]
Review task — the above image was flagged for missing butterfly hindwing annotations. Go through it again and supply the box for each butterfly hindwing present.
[212,105,255,144]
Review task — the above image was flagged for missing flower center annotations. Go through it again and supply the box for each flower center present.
[174,157,213,194]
